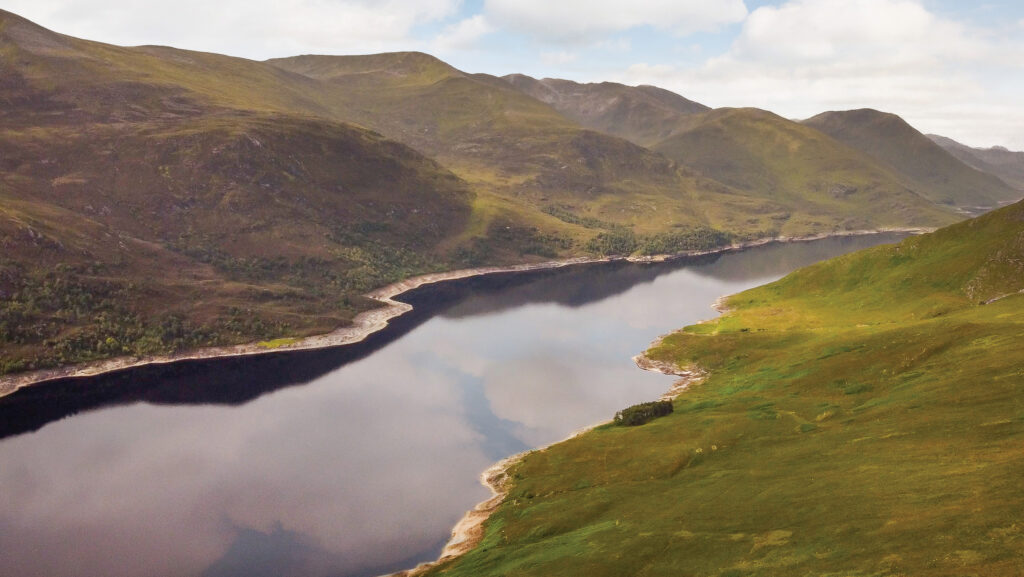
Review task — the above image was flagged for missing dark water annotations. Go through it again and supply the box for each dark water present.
[0,234,907,577]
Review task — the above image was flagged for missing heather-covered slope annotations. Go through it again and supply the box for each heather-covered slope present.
[0,10,475,374]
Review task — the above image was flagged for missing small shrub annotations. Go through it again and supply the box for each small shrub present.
[614,400,674,426]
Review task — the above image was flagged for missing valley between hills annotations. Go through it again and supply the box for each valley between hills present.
[2,6,1024,577]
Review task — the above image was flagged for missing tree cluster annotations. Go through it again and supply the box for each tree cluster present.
[614,400,674,426]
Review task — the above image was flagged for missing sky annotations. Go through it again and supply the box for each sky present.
[5,0,1024,149]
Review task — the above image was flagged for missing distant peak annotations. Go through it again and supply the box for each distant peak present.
[267,51,462,82]
[809,108,904,124]
[0,8,77,57]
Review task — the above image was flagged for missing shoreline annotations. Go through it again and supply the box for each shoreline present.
[0,227,926,400]
[386,318,726,577]
[385,418,621,577]
[386,452,523,577]
[381,223,918,575]
[632,345,709,401]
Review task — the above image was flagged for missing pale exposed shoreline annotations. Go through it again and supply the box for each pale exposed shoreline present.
[0,227,926,401]
[385,340,711,577]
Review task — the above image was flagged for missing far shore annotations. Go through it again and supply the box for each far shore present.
[0,227,927,400]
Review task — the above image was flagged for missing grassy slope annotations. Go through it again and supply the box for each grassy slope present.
[0,10,477,373]
[267,53,728,239]
[653,108,961,234]
[427,200,1024,577]
[501,74,711,147]
[271,55,962,240]
[928,134,1024,194]
[805,110,1020,208]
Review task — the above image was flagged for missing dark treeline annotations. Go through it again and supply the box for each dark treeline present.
[614,400,674,426]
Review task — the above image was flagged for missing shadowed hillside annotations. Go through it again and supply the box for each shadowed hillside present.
[928,134,1024,193]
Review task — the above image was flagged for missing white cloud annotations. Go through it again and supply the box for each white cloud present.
[728,0,986,66]
[541,50,578,65]
[2,0,462,59]
[595,37,632,53]
[432,14,494,52]
[616,0,1024,148]
[484,0,747,43]
[625,62,677,79]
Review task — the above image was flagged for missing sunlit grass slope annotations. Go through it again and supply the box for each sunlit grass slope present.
[427,199,1024,577]
[653,107,961,234]
[501,74,710,147]
[805,109,1020,208]
[268,52,726,237]
[269,55,962,240]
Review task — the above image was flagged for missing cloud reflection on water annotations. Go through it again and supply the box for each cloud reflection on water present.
[0,233,909,577]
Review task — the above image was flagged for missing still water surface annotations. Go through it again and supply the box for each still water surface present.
[0,234,906,577]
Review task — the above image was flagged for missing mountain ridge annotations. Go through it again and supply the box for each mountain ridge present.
[927,133,1024,192]
[0,7,996,377]
[500,73,710,146]
[804,108,1020,209]
[651,106,959,230]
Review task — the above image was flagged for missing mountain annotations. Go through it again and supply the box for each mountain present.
[270,55,959,238]
[426,198,1024,577]
[0,8,970,378]
[501,74,710,146]
[267,53,728,239]
[651,107,960,231]
[928,134,1024,193]
[0,9,477,374]
[804,109,1020,209]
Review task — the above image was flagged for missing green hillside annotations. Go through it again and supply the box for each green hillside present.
[501,74,710,146]
[426,199,1024,576]
[805,109,1020,209]
[267,53,730,239]
[652,107,961,233]
[270,55,961,240]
